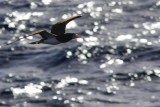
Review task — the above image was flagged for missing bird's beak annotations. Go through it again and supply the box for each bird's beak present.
[74,34,81,39]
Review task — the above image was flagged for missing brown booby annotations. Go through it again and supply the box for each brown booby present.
[6,15,82,45]
[29,29,80,45]
[29,15,82,45]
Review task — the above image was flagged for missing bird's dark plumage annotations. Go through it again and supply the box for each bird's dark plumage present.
[51,15,82,35]
[55,33,80,43]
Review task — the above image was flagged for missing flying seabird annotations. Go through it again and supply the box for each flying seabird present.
[30,15,82,45]
[29,29,80,45]
[6,15,82,45]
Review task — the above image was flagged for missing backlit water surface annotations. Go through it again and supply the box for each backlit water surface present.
[0,0,160,107]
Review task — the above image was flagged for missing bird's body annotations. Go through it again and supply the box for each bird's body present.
[43,33,79,45]
[30,30,60,45]
[30,30,80,45]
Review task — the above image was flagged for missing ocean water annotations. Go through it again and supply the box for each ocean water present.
[0,0,160,107]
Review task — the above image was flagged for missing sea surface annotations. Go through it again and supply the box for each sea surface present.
[0,0,160,107]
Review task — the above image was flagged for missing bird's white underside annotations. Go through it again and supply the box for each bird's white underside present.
[43,37,60,45]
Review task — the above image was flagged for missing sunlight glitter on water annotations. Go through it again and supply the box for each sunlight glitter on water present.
[66,51,73,58]
[11,83,43,97]
[30,2,38,9]
[66,21,77,29]
[100,58,124,69]
[75,36,99,63]
[143,22,160,30]
[41,0,52,5]
[81,36,99,46]
[10,11,32,21]
[105,83,119,94]
[55,77,88,88]
[153,69,160,77]
[77,1,95,9]
[112,8,123,14]
[5,11,43,23]
[4,11,44,33]
[116,34,133,41]
[77,1,103,18]
[108,1,133,7]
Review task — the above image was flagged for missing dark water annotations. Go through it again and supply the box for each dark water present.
[0,0,160,107]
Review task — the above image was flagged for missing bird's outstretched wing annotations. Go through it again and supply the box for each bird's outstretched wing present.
[4,35,33,46]
[51,15,82,36]
[4,30,56,45]
[31,30,56,39]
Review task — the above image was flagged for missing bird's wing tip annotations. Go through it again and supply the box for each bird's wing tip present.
[74,15,82,18]
[78,15,83,17]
